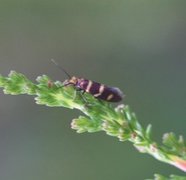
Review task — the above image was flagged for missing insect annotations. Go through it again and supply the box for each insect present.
[51,59,124,102]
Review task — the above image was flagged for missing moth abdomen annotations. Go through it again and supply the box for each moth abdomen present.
[75,78,123,102]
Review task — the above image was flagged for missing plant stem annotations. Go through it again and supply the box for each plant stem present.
[0,71,186,179]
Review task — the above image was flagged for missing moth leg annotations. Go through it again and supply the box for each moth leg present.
[73,88,92,108]
[76,89,88,103]
[80,91,95,108]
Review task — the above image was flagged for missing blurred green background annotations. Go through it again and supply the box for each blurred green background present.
[0,1,186,179]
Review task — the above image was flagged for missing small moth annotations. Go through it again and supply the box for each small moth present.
[51,59,124,102]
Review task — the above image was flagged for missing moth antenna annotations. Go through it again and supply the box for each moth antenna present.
[51,59,71,78]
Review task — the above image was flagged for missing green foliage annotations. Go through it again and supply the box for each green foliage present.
[0,71,36,95]
[162,133,186,158]
[0,71,186,180]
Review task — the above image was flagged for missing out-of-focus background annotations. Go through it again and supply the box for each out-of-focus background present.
[0,1,186,179]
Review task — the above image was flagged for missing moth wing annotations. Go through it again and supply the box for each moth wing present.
[109,87,124,98]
